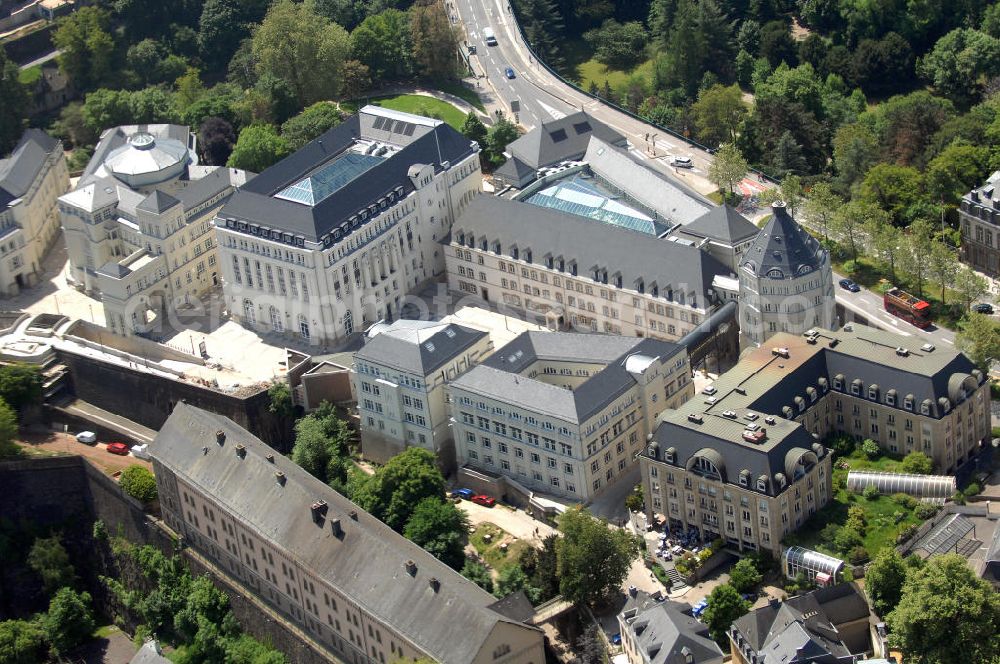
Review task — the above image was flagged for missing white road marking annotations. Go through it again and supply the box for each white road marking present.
[536,99,566,120]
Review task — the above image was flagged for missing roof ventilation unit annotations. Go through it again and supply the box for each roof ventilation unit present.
[687,413,704,424]
[405,560,418,576]
[895,347,909,357]
[921,343,935,352]
[216,429,226,445]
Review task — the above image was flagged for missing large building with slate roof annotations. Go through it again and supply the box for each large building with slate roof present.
[0,129,68,295]
[729,583,874,664]
[448,331,690,501]
[150,403,545,664]
[214,106,481,346]
[352,318,493,469]
[738,202,835,346]
[640,325,990,554]
[959,170,1000,277]
[672,204,761,273]
[617,588,724,664]
[58,123,249,337]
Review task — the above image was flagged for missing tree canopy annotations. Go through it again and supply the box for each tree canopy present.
[402,497,469,570]
[227,125,292,172]
[555,507,639,605]
[0,50,26,155]
[119,466,159,503]
[27,536,75,595]
[702,583,750,646]
[865,548,907,617]
[350,447,445,531]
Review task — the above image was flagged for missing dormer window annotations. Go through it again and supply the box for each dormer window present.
[886,390,896,406]
[868,385,879,400]
[492,241,501,253]
[480,238,488,251]
[457,232,465,245]
[511,246,519,260]
[851,379,862,396]
[525,249,532,263]
[739,471,749,487]
[903,395,914,411]
[833,375,843,391]
[920,400,932,415]
[756,479,767,492]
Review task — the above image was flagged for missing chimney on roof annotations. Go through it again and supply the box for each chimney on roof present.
[429,577,440,593]
[216,429,226,445]
[311,500,328,523]
[628,585,637,597]
[405,560,417,576]
[235,444,246,459]
[266,453,275,463]
[201,446,208,455]
[275,471,286,486]
[349,510,358,521]
[330,518,343,538]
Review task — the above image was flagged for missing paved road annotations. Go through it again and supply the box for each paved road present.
[18,49,60,70]
[449,0,768,197]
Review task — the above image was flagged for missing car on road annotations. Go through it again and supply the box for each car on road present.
[471,494,496,507]
[450,488,474,500]
[106,442,130,456]
[467,44,476,54]
[973,302,994,315]
[76,431,97,445]
[672,156,693,168]
[839,278,861,292]
[131,443,150,460]
[504,66,515,79]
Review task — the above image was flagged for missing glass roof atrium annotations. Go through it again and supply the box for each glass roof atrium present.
[524,173,668,236]
[275,152,385,206]
[846,470,956,503]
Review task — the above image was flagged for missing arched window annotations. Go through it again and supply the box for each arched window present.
[269,306,282,332]
[243,299,256,325]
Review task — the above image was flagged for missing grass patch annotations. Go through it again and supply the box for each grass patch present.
[554,37,654,93]
[436,81,486,112]
[783,450,921,560]
[18,64,41,86]
[706,191,724,205]
[369,94,467,130]
[92,624,118,639]
[470,523,532,571]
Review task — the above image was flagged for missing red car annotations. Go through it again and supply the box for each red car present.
[106,442,131,456]
[471,494,496,507]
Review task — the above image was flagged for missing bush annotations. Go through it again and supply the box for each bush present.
[892,493,918,509]
[625,485,644,512]
[119,466,158,503]
[729,558,762,594]
[915,503,939,520]
[834,526,864,553]
[863,485,880,500]
[861,439,881,459]
[848,545,870,565]
[964,482,981,497]
[830,435,856,458]
[901,451,933,474]
[897,524,918,543]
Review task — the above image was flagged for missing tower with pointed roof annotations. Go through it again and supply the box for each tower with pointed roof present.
[738,202,834,346]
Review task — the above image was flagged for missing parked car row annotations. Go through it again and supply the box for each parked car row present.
[75,431,149,459]
[449,488,496,507]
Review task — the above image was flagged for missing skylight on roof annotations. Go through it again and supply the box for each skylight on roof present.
[549,129,568,142]
[572,121,592,135]
[444,329,456,338]
[424,342,436,352]
[275,152,385,206]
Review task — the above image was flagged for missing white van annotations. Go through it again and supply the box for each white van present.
[484,27,497,46]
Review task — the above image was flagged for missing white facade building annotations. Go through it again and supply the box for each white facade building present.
[214,106,481,346]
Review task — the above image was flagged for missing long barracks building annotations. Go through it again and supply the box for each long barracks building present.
[150,404,545,664]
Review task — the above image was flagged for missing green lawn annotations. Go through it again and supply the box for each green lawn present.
[435,81,486,112]
[783,451,922,560]
[18,64,41,86]
[368,94,468,131]
[470,523,531,572]
[553,37,654,94]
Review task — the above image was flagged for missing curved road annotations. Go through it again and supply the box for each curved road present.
[450,0,769,197]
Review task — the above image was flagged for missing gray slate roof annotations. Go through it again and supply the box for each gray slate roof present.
[220,114,476,242]
[619,592,724,664]
[137,189,180,214]
[451,332,683,424]
[680,205,760,244]
[129,641,171,664]
[506,111,626,170]
[150,404,541,664]
[453,196,732,307]
[354,319,488,376]
[0,129,61,205]
[731,583,869,663]
[83,124,191,181]
[741,203,826,279]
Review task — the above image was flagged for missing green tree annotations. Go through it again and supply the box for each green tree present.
[27,536,75,594]
[174,575,233,644]
[707,143,748,196]
[350,9,413,80]
[925,142,993,208]
[461,112,488,146]
[901,451,933,475]
[861,438,881,459]
[199,117,237,166]
[494,565,541,603]
[832,199,873,262]
[281,102,342,150]
[340,59,371,99]
[0,364,42,418]
[225,634,287,664]
[918,29,1000,104]
[227,125,291,172]
[900,218,936,297]
[42,588,94,655]
[198,0,253,70]
[409,0,457,81]
[625,484,644,513]
[832,122,878,193]
[953,267,990,312]
[556,507,639,606]
[52,7,115,91]
[252,0,351,105]
[803,181,842,242]
[702,584,750,645]
[0,398,18,459]
[860,163,925,225]
[870,91,955,169]
[291,409,350,484]
[351,447,445,531]
[692,84,748,147]
[927,240,958,304]
[864,209,901,282]
[956,313,1000,372]
[887,554,1000,662]
[403,497,469,570]
[461,559,493,593]
[485,116,520,167]
[0,619,46,664]
[0,50,27,155]
[584,19,648,70]
[119,466,158,503]
[728,558,762,594]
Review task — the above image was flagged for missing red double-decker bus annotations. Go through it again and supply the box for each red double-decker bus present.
[883,287,931,328]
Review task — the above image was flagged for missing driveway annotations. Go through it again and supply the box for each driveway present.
[17,430,152,475]
[457,500,556,543]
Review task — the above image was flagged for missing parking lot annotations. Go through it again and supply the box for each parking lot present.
[17,430,152,475]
